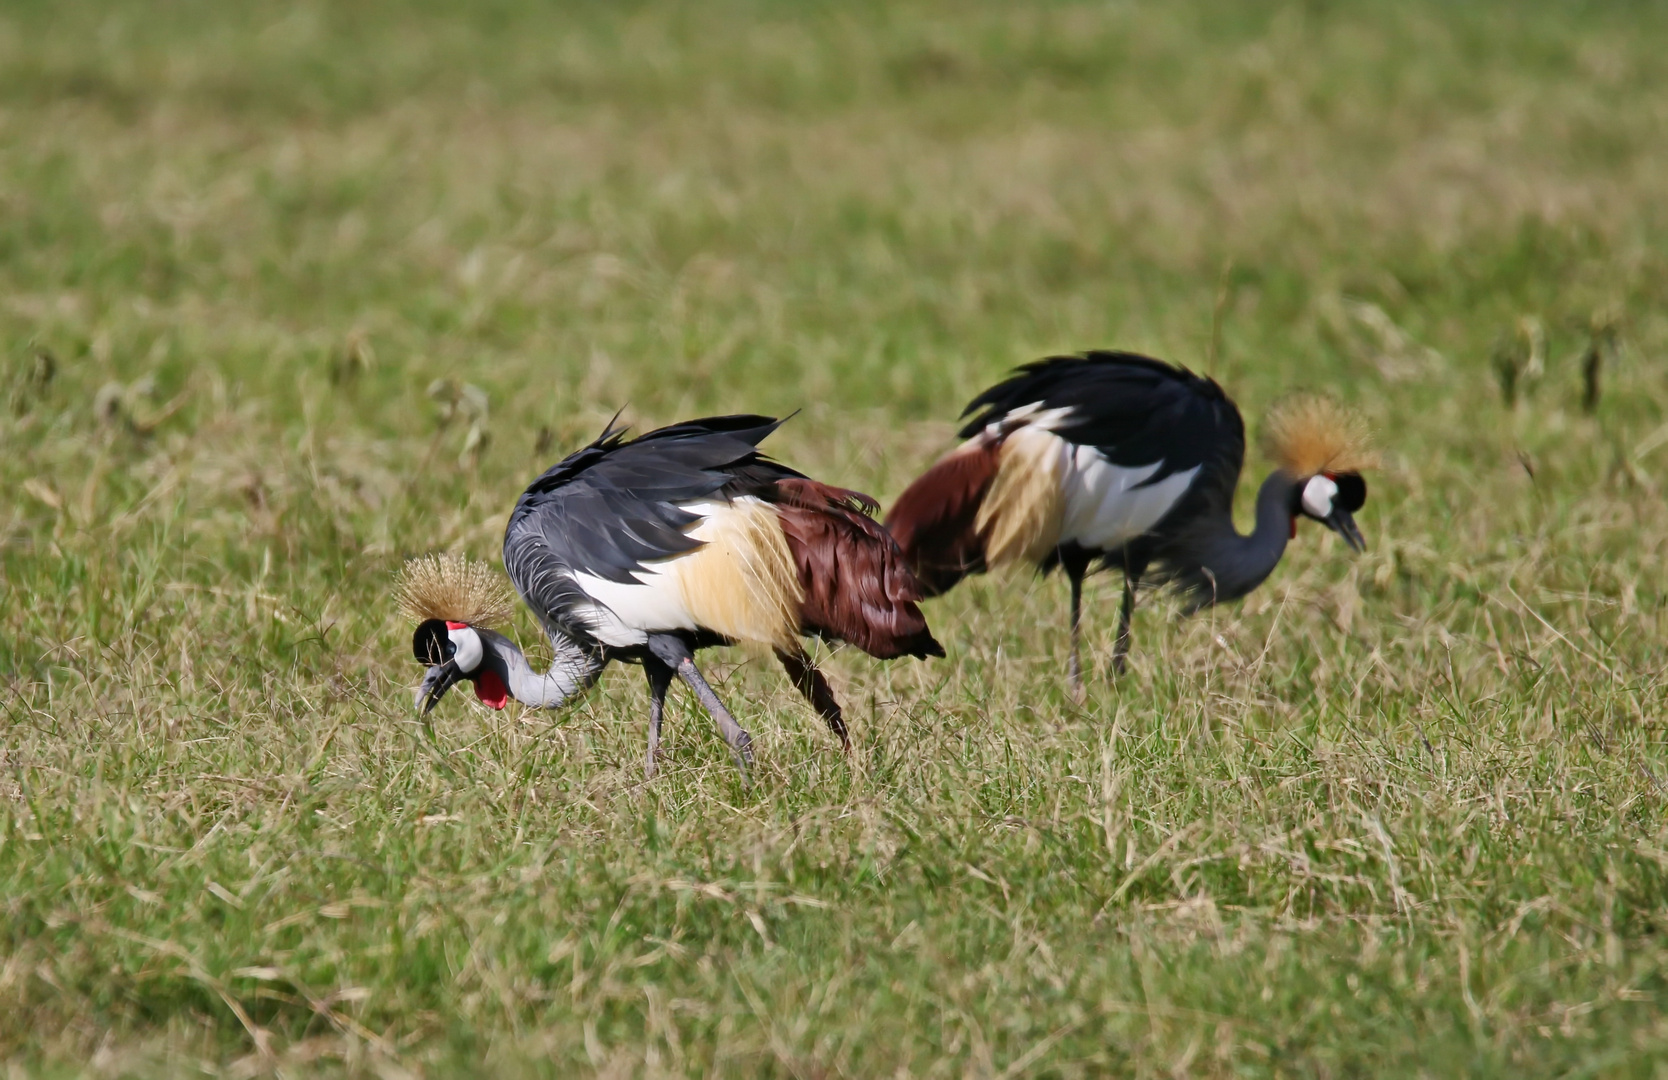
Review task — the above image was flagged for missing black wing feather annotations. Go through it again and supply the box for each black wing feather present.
[958,351,1244,489]
[503,415,802,643]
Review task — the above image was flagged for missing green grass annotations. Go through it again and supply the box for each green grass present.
[4,0,1668,1074]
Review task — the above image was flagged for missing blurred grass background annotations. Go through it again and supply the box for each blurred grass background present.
[3,0,1668,1075]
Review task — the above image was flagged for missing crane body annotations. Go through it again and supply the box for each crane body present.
[407,414,942,775]
[885,352,1371,693]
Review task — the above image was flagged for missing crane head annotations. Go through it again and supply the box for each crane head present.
[1262,393,1373,554]
[397,554,517,713]
[1294,472,1367,552]
[411,619,512,713]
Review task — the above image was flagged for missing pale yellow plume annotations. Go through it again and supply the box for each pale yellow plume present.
[1262,395,1376,477]
[395,553,516,627]
[977,428,1066,567]
[668,498,804,652]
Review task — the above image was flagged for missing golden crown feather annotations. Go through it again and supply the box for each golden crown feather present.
[395,553,516,628]
[1261,394,1377,478]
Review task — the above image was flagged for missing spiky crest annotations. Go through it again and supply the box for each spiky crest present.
[396,553,516,628]
[1261,395,1376,477]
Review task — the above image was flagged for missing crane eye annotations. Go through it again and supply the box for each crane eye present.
[413,619,452,665]
[447,625,484,673]
[1332,472,1367,512]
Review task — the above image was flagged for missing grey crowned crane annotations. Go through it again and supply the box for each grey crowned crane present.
[401,414,943,775]
[884,352,1374,694]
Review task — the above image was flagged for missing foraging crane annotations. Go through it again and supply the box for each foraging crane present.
[884,351,1373,693]
[403,414,943,775]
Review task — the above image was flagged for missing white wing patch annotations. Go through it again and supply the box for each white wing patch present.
[1058,446,1197,551]
[568,566,689,647]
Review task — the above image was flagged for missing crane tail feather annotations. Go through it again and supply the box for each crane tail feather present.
[777,487,943,660]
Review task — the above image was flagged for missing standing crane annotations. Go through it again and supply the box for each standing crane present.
[884,351,1373,695]
[402,414,943,775]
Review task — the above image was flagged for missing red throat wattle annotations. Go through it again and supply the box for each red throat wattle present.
[474,670,509,710]
[1289,517,1298,539]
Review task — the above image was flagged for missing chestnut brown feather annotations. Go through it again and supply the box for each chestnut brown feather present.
[774,479,944,660]
[774,477,880,516]
[882,439,1003,596]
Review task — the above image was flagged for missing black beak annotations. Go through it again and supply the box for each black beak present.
[1326,509,1366,553]
[415,661,464,714]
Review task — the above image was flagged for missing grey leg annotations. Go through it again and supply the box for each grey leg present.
[1111,573,1136,676]
[643,656,675,779]
[677,658,754,769]
[1067,568,1086,702]
[777,648,849,751]
[646,634,754,774]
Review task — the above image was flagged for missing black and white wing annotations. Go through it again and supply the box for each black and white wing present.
[502,415,795,648]
[960,352,1245,551]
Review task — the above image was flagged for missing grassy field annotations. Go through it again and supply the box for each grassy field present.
[4,0,1668,1074]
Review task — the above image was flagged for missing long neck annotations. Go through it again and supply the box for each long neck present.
[478,627,606,709]
[1189,470,1297,606]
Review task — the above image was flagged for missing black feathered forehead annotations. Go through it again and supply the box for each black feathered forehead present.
[413,619,452,665]
[1332,472,1366,513]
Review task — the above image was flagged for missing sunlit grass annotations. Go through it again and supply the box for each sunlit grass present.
[2,0,1667,1075]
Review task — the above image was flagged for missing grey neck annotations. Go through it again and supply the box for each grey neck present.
[1191,470,1298,606]
[477,627,606,709]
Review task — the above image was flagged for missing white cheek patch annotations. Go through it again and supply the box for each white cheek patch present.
[1301,474,1338,518]
[448,626,484,673]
